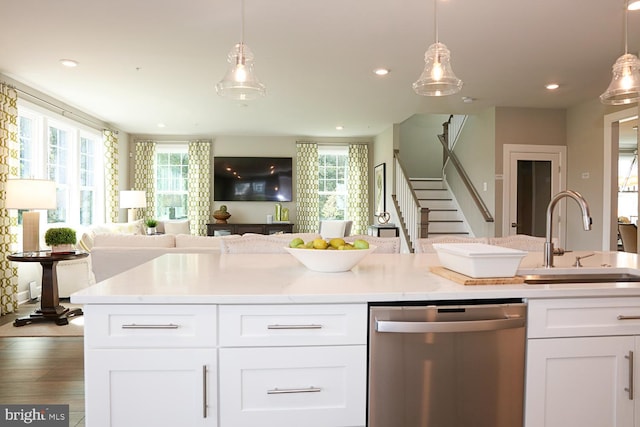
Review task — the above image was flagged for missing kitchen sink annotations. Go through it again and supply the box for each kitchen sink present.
[523,271,640,284]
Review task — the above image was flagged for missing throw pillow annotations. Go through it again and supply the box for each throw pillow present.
[164,220,190,235]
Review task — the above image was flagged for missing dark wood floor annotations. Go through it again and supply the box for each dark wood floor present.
[0,305,85,426]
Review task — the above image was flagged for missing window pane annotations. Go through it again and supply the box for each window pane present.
[155,149,189,219]
[80,189,93,225]
[19,116,35,178]
[318,149,348,221]
[18,104,104,226]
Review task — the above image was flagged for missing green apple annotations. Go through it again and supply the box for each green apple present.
[289,237,304,248]
[353,239,370,250]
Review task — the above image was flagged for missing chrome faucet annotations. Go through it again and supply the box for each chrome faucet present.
[544,190,592,268]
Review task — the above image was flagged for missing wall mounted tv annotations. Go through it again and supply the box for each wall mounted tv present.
[213,157,293,202]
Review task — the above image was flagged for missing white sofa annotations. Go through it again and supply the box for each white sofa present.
[89,232,325,283]
[57,219,190,297]
[90,234,239,282]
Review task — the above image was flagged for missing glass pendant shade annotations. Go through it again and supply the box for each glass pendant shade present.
[413,42,463,96]
[216,43,266,101]
[600,53,640,105]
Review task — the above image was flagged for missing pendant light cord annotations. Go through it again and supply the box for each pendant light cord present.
[624,0,629,55]
[241,0,245,45]
[433,0,439,43]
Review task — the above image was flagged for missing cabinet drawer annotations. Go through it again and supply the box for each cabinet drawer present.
[219,346,366,427]
[85,304,217,348]
[528,297,640,338]
[219,304,367,347]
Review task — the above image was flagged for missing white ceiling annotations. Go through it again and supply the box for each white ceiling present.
[1,0,639,138]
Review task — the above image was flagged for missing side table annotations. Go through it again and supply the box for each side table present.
[8,250,89,326]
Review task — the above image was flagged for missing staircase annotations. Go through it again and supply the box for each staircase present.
[411,178,470,236]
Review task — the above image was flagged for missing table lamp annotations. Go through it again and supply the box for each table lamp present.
[5,179,57,253]
[119,190,146,223]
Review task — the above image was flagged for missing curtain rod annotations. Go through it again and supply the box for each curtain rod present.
[13,86,112,132]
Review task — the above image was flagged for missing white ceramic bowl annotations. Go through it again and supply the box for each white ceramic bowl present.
[284,245,377,272]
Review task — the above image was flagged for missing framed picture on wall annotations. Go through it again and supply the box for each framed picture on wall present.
[374,163,386,215]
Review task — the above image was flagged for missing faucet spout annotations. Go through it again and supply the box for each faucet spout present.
[544,190,592,268]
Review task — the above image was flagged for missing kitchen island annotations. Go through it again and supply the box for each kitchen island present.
[72,250,640,427]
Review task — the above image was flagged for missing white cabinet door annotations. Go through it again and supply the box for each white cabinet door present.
[525,336,634,427]
[86,349,217,427]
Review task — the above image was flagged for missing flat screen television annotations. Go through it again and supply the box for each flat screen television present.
[213,157,293,202]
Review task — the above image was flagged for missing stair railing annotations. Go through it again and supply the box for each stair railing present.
[440,116,494,223]
[393,150,430,251]
[447,114,467,150]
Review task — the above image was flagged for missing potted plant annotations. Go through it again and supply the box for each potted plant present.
[145,219,158,235]
[44,227,77,253]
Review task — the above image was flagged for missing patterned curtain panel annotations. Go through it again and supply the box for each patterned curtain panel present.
[295,142,319,233]
[187,140,211,236]
[347,144,369,235]
[0,83,20,315]
[133,140,157,220]
[103,130,119,223]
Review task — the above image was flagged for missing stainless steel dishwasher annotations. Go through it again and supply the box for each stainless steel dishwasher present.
[368,299,526,427]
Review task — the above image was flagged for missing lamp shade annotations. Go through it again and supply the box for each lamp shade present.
[413,42,463,96]
[600,53,640,105]
[120,190,146,209]
[216,43,266,101]
[5,179,57,210]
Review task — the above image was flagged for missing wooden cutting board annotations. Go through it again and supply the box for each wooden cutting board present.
[429,266,525,285]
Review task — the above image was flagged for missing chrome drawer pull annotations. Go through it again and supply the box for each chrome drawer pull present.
[267,386,322,394]
[626,351,635,400]
[121,323,180,329]
[202,366,208,418]
[618,315,640,320]
[267,324,322,330]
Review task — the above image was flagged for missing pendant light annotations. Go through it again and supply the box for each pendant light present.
[600,0,640,105]
[216,0,266,100]
[412,0,463,96]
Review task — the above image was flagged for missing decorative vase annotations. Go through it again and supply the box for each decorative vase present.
[213,211,231,224]
[146,227,157,235]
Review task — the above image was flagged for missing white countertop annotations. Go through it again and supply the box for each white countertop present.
[71,250,640,304]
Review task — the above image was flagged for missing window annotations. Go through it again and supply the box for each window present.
[318,146,348,220]
[18,101,104,226]
[155,145,189,220]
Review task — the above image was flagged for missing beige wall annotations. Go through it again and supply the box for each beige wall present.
[494,107,566,237]
[450,108,496,237]
[373,124,397,223]
[397,114,449,178]
[565,99,637,250]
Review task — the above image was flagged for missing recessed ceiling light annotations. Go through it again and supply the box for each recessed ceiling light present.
[629,0,640,10]
[546,83,560,90]
[462,96,475,103]
[60,59,78,68]
[373,68,390,76]
[336,125,344,130]
[157,123,166,128]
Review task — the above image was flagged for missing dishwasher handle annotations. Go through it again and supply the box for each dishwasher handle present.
[376,316,525,334]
